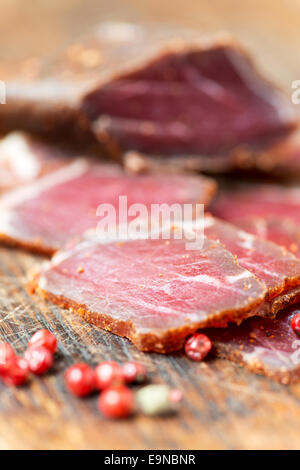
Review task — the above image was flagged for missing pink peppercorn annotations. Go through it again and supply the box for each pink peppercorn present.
[65,363,95,397]
[291,313,300,335]
[28,329,57,354]
[98,386,135,419]
[24,346,53,375]
[184,333,212,361]
[0,343,16,373]
[95,361,124,390]
[123,361,147,384]
[1,356,29,386]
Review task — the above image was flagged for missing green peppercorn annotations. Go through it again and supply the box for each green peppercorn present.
[136,384,179,416]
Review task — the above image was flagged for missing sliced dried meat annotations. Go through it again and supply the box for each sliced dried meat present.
[0,22,296,173]
[0,160,216,254]
[35,215,300,352]
[0,131,72,193]
[203,216,300,313]
[210,183,300,259]
[207,305,300,384]
[89,46,293,156]
[209,193,300,381]
[36,231,266,353]
[237,217,300,259]
[211,183,300,226]
[210,187,300,310]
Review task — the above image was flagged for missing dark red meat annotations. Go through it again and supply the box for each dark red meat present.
[209,191,300,382]
[210,183,300,260]
[36,226,266,353]
[0,23,296,173]
[207,305,300,384]
[203,216,300,311]
[237,217,300,258]
[36,216,300,352]
[88,45,295,159]
[211,183,300,226]
[0,160,216,254]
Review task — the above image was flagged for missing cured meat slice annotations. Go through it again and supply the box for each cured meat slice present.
[0,22,296,173]
[203,216,300,312]
[237,218,300,259]
[0,160,216,254]
[0,132,72,193]
[89,48,293,156]
[36,231,266,353]
[207,305,300,384]
[211,183,300,226]
[35,215,300,352]
[207,191,300,382]
[210,188,300,310]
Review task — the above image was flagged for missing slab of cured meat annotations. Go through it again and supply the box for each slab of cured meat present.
[36,228,267,353]
[203,216,300,314]
[0,159,216,254]
[35,215,300,352]
[0,22,296,174]
[0,132,73,193]
[206,305,300,384]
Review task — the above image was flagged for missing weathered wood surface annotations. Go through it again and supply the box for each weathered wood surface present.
[0,0,300,450]
[1,246,300,450]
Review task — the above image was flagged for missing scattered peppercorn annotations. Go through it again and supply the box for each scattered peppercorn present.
[136,384,178,416]
[291,313,300,335]
[28,329,57,354]
[0,336,182,419]
[184,333,212,361]
[0,342,16,373]
[24,346,53,375]
[1,356,29,386]
[98,386,135,419]
[123,361,147,384]
[65,363,95,397]
[95,361,124,390]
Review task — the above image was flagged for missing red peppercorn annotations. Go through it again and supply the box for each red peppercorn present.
[184,333,212,361]
[0,343,16,373]
[123,361,147,384]
[24,346,53,375]
[1,356,29,386]
[28,329,57,354]
[98,386,135,419]
[291,313,300,335]
[95,361,124,390]
[65,363,95,397]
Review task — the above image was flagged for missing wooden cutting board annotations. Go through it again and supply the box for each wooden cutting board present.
[0,246,300,450]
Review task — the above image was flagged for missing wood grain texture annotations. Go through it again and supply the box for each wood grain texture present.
[0,0,300,450]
